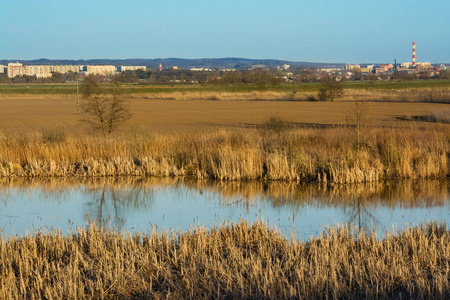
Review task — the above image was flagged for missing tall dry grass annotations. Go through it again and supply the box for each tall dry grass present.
[3,85,449,103]
[113,87,450,103]
[1,220,450,299]
[0,125,448,183]
[345,87,450,103]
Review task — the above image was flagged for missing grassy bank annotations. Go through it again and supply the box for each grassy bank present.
[0,126,448,182]
[1,220,450,299]
[2,88,449,105]
[1,81,450,100]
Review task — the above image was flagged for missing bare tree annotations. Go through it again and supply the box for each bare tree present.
[344,99,372,153]
[81,76,131,137]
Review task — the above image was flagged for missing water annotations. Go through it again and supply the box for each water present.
[1,178,449,240]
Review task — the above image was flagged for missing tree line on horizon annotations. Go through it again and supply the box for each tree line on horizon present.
[1,67,449,84]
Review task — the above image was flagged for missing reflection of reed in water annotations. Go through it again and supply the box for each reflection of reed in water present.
[0,177,449,228]
[1,178,448,209]
[183,179,450,210]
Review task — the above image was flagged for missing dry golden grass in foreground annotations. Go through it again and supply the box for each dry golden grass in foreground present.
[1,221,450,299]
[0,126,448,182]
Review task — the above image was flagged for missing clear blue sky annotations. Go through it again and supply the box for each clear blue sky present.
[1,0,449,63]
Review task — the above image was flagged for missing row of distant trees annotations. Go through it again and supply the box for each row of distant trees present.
[1,68,449,84]
[114,69,282,85]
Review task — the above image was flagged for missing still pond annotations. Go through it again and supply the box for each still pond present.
[1,178,449,240]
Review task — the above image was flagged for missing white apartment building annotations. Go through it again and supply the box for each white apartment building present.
[83,65,116,75]
[25,65,52,78]
[7,62,26,78]
[52,65,80,73]
[119,66,146,72]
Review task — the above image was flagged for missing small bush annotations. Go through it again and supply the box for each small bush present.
[307,95,318,101]
[318,77,343,101]
[263,114,291,133]
[41,127,67,144]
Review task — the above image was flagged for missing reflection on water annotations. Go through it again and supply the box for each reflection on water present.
[0,177,449,240]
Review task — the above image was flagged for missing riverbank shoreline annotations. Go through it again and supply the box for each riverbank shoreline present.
[0,127,448,183]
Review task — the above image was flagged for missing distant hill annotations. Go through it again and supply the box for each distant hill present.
[0,58,345,70]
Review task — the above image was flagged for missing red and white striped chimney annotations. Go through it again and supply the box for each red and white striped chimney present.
[412,41,416,67]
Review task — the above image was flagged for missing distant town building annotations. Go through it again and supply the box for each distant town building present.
[82,65,116,75]
[379,64,393,72]
[159,62,162,71]
[345,64,360,71]
[190,68,213,71]
[119,66,146,72]
[416,62,432,69]
[0,65,6,74]
[366,65,375,71]
[283,64,290,70]
[374,67,385,74]
[401,62,413,68]
[172,66,178,70]
[7,63,26,78]
[320,68,343,73]
[25,65,52,78]
[52,65,80,74]
[251,65,268,69]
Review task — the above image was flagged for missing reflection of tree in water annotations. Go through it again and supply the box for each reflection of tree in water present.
[0,177,448,232]
[344,195,379,236]
[184,179,449,235]
[82,179,155,230]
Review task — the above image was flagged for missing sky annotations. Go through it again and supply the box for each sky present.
[1,0,449,63]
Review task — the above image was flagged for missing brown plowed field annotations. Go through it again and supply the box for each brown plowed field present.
[0,95,447,135]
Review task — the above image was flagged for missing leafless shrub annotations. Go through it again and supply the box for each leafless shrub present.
[41,127,67,144]
[81,76,131,137]
[344,100,373,152]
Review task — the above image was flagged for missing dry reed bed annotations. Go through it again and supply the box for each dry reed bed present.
[1,220,450,299]
[115,87,450,103]
[2,86,450,103]
[121,87,450,103]
[0,126,448,183]
[346,87,450,103]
